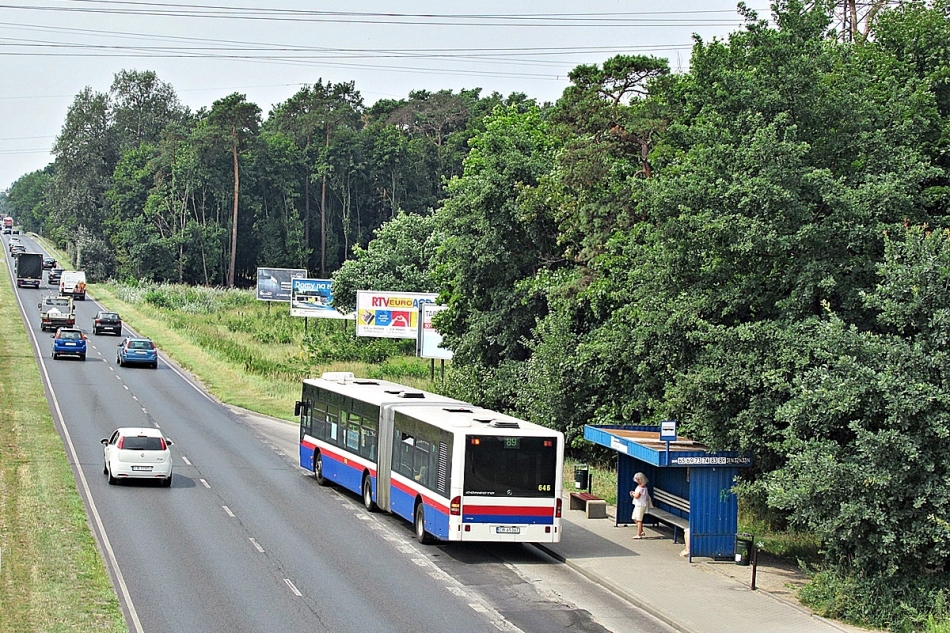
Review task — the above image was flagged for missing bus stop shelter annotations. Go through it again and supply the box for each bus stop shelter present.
[583,424,752,559]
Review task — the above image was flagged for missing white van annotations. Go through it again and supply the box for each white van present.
[59,270,87,300]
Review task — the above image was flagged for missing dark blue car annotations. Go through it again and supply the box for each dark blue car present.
[52,327,87,360]
[116,337,158,368]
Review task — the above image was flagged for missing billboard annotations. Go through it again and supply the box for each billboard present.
[417,304,453,360]
[291,278,354,319]
[256,267,307,302]
[356,290,437,339]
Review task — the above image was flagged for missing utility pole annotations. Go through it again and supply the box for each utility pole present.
[819,1,896,43]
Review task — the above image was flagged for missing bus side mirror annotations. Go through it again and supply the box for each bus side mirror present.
[295,401,308,416]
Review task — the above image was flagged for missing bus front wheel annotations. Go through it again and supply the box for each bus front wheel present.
[314,453,327,486]
[363,476,377,512]
[414,503,433,545]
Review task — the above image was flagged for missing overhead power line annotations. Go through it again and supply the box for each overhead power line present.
[0,1,753,27]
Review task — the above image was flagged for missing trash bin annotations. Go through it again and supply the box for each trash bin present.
[735,532,754,566]
[574,464,589,490]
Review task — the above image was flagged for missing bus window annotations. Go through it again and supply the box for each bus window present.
[327,405,340,444]
[345,414,360,452]
[414,440,431,487]
[346,419,360,453]
[311,400,327,440]
[464,436,558,498]
[398,432,415,477]
[361,425,377,461]
[299,400,312,438]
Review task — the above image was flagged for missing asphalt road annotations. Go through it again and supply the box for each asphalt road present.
[4,232,673,633]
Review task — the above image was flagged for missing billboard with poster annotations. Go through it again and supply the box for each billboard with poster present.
[256,267,307,302]
[417,304,453,359]
[356,290,436,339]
[291,279,354,319]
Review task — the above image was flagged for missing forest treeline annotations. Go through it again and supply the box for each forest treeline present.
[6,1,950,629]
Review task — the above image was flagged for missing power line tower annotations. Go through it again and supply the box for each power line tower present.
[826,1,898,42]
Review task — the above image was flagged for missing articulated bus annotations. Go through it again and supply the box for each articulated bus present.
[296,372,564,544]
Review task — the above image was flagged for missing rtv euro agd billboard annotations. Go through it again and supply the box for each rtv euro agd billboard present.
[356,290,436,339]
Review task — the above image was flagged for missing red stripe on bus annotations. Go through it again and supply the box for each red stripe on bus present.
[307,443,377,477]
[391,478,449,514]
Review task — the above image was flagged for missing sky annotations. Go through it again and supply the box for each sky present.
[0,0,777,192]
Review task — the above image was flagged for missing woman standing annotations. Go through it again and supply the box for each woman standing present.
[629,472,651,539]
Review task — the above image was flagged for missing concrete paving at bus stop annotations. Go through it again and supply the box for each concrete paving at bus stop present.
[536,500,871,633]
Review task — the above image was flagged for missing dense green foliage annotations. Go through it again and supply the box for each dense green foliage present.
[8,1,950,629]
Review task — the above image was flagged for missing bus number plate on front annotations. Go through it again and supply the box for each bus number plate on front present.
[496,526,521,534]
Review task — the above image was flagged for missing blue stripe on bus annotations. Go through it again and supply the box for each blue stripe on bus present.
[462,513,554,525]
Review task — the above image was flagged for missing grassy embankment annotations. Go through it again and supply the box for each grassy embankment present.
[0,254,125,633]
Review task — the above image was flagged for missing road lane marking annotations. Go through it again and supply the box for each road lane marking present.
[284,579,302,597]
[223,506,235,518]
[181,456,192,466]
[249,538,264,553]
[199,479,211,488]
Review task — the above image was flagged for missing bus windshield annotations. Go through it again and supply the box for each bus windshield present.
[463,436,558,498]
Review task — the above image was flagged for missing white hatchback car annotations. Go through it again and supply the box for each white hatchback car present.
[102,427,173,486]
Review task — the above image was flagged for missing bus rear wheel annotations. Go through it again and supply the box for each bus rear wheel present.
[314,453,327,486]
[414,503,433,545]
[362,476,377,512]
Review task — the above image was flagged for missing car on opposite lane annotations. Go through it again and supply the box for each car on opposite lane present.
[93,311,122,336]
[117,337,158,368]
[101,427,173,486]
[51,327,87,360]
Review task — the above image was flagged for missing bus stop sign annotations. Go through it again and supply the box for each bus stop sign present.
[660,420,677,442]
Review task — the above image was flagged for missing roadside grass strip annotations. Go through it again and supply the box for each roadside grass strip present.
[0,255,125,633]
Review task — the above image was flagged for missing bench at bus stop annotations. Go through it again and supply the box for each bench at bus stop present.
[569,491,607,519]
[646,488,690,543]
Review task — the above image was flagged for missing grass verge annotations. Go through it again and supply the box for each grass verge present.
[0,255,125,633]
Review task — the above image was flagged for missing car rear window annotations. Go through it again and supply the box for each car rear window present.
[101,313,119,319]
[129,340,154,350]
[59,331,81,340]
[122,436,165,451]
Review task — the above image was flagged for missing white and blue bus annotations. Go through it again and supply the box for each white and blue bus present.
[296,373,564,544]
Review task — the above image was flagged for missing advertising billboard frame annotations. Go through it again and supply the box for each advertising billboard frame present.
[256,267,308,302]
[356,290,436,339]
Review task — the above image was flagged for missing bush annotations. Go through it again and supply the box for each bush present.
[799,570,950,632]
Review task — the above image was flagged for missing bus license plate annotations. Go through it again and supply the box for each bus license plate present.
[496,526,521,534]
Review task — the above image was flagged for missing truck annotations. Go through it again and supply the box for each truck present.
[15,252,43,288]
[38,295,75,331]
[2,216,12,233]
[59,270,87,300]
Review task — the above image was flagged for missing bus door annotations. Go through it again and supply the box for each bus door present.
[374,404,397,512]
